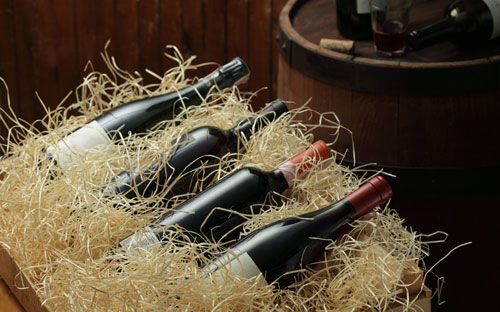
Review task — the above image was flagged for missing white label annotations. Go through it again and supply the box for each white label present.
[209,250,268,287]
[119,227,161,251]
[356,0,371,14]
[45,121,111,170]
[484,0,500,39]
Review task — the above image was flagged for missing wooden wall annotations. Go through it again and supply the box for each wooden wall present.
[0,0,287,138]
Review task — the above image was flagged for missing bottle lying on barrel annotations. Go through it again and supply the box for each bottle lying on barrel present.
[336,0,373,40]
[205,176,392,289]
[45,58,250,170]
[408,0,500,50]
[104,100,288,199]
[118,140,332,250]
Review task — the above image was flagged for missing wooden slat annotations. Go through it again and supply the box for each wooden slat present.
[350,92,399,165]
[277,55,352,147]
[226,0,249,91]
[11,0,37,121]
[204,0,227,65]
[138,0,161,78]
[271,0,287,100]
[226,0,249,60]
[181,0,204,56]
[51,0,79,103]
[182,0,205,75]
[114,0,139,72]
[311,68,352,147]
[248,0,273,108]
[74,0,98,72]
[29,0,60,112]
[159,0,182,72]
[0,0,19,140]
[95,0,116,70]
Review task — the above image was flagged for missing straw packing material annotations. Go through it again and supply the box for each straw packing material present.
[0,49,427,311]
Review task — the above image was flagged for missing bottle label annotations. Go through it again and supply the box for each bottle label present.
[45,120,112,170]
[356,0,371,14]
[483,0,500,39]
[119,227,161,250]
[208,250,268,287]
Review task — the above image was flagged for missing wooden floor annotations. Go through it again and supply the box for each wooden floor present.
[0,279,23,312]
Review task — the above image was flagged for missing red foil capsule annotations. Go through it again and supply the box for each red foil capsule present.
[346,175,393,217]
[278,140,331,184]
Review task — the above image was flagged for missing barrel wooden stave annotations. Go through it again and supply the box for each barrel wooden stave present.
[278,0,500,169]
[278,3,500,312]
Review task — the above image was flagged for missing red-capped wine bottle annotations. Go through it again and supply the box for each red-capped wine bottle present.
[205,176,392,289]
[408,0,500,50]
[45,58,250,170]
[336,0,373,40]
[105,100,288,199]
[119,140,332,250]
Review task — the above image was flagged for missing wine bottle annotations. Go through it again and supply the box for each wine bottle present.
[408,0,500,50]
[119,140,332,250]
[336,0,373,40]
[105,100,288,199]
[205,176,392,289]
[45,58,250,170]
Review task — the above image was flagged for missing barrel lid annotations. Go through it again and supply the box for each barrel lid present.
[278,0,500,95]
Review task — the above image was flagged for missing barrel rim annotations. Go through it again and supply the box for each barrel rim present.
[278,0,500,95]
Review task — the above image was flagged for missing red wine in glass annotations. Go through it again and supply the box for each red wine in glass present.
[373,20,408,56]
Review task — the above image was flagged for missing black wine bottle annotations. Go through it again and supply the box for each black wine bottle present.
[45,58,250,170]
[119,140,332,250]
[205,176,392,289]
[105,100,288,199]
[336,0,373,40]
[408,0,500,50]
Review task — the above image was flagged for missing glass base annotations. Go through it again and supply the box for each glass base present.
[375,46,406,57]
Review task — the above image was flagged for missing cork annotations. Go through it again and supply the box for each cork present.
[320,38,355,54]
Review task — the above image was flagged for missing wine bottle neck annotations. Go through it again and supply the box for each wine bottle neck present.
[174,58,250,109]
[300,176,392,228]
[408,17,458,50]
[274,162,296,186]
[177,79,214,103]
[253,158,314,196]
[270,169,291,194]
[230,118,258,140]
[274,140,331,186]
[230,100,288,139]
[302,198,356,226]
[345,176,392,217]
[273,159,319,186]
[203,58,250,90]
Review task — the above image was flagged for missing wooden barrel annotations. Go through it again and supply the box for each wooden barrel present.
[277,0,500,185]
[277,2,500,311]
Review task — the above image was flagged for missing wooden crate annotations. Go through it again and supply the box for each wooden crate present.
[0,278,23,312]
[1,242,431,312]
[0,247,46,312]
